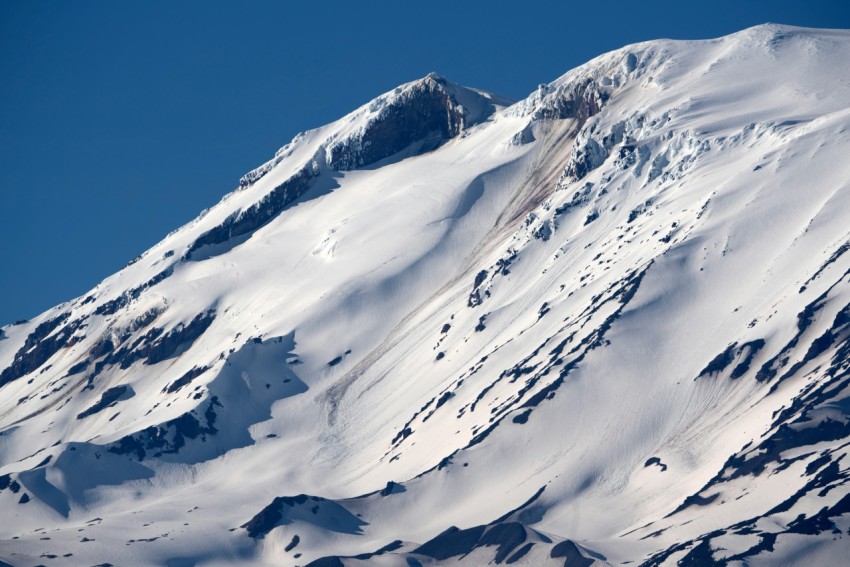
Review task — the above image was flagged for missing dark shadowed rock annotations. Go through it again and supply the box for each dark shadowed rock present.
[284,534,300,552]
[77,385,134,420]
[326,75,469,171]
[413,525,487,560]
[1,312,84,387]
[95,268,172,316]
[551,540,594,566]
[188,163,320,260]
[242,494,366,539]
[304,558,344,567]
[164,366,209,394]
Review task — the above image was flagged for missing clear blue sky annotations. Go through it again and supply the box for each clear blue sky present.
[1,0,848,324]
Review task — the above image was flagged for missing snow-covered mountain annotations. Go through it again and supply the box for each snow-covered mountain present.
[3,23,850,566]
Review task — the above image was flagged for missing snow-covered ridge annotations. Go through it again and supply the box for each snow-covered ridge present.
[3,24,850,566]
[181,73,514,262]
[238,72,513,189]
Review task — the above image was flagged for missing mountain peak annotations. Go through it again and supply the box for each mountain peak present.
[238,71,511,191]
[422,70,446,83]
[3,25,850,566]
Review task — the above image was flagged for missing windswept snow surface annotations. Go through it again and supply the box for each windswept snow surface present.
[3,24,850,566]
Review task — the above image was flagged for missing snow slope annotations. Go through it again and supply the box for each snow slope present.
[2,23,850,566]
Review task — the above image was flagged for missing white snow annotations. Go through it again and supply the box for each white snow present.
[2,23,850,566]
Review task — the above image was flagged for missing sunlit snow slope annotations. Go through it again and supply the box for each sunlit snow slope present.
[3,24,850,566]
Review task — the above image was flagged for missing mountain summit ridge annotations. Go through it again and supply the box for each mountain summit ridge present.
[2,24,850,566]
[237,71,513,189]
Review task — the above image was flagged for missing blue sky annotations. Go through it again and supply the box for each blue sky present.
[1,0,849,324]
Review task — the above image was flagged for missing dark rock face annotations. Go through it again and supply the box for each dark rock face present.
[303,540,405,566]
[108,396,221,461]
[506,542,535,563]
[561,142,599,179]
[786,492,850,535]
[644,456,668,472]
[480,523,528,563]
[755,288,832,383]
[187,163,318,259]
[0,312,84,387]
[265,486,560,565]
[113,310,216,369]
[468,269,490,308]
[667,492,720,516]
[697,339,765,379]
[241,494,366,539]
[553,81,625,184]
[65,359,90,377]
[554,183,594,216]
[647,489,849,567]
[532,78,608,123]
[326,76,466,171]
[189,76,479,261]
[76,385,134,420]
[0,473,19,492]
[379,481,405,496]
[383,489,547,564]
[463,263,653,452]
[304,559,344,567]
[435,391,454,410]
[242,495,308,538]
[800,240,850,292]
[411,522,541,564]
[413,525,488,560]
[729,340,766,379]
[764,301,850,387]
[104,333,305,464]
[163,365,209,394]
[512,409,532,424]
[94,268,172,316]
[284,534,300,552]
[551,540,594,567]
